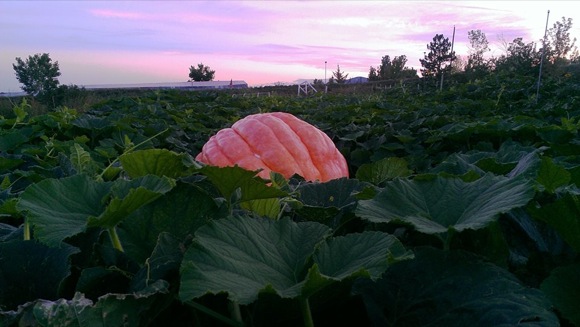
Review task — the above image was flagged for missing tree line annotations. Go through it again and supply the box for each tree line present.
[10,16,578,108]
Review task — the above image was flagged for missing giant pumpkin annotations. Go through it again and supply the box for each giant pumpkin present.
[195,112,349,182]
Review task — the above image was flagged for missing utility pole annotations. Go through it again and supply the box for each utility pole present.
[536,10,550,105]
[325,61,328,93]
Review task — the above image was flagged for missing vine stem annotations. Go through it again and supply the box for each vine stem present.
[300,297,315,327]
[108,227,125,252]
[229,301,243,324]
[23,217,31,241]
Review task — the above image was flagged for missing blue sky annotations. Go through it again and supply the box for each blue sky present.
[1,1,578,92]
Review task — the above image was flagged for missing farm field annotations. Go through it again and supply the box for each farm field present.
[1,73,580,326]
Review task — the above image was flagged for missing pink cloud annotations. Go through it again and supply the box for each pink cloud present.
[90,9,145,20]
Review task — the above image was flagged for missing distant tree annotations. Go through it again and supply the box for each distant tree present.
[420,34,456,79]
[368,66,379,81]
[332,65,349,83]
[369,55,417,81]
[546,17,577,65]
[189,63,215,81]
[13,53,61,97]
[493,37,539,75]
[465,29,490,78]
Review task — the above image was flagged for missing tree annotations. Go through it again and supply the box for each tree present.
[546,17,577,64]
[369,55,417,81]
[332,65,349,83]
[188,63,215,81]
[13,53,61,97]
[420,34,456,79]
[465,29,490,77]
[493,37,539,75]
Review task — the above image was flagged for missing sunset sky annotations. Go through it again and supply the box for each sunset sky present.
[1,1,578,92]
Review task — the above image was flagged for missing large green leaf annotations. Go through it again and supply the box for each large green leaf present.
[356,175,535,234]
[200,165,287,203]
[18,174,175,245]
[356,157,412,185]
[88,175,175,229]
[352,247,559,327]
[541,263,580,326]
[302,231,413,297]
[180,217,410,305]
[119,148,194,179]
[17,174,111,246]
[528,193,580,252]
[119,182,220,263]
[296,178,367,225]
[0,280,169,327]
[0,240,79,310]
[536,156,571,193]
[179,216,330,304]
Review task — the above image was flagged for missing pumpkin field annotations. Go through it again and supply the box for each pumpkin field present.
[1,73,580,326]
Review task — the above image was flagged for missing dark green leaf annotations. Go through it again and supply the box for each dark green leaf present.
[179,216,330,304]
[0,240,79,309]
[540,263,580,326]
[353,247,559,327]
[88,175,175,229]
[356,175,535,234]
[528,193,580,252]
[120,148,193,178]
[17,174,111,246]
[119,182,219,263]
[536,156,571,193]
[356,157,412,185]
[200,165,287,202]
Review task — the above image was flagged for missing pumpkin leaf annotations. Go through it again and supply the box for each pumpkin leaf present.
[200,165,287,203]
[302,231,413,297]
[179,216,330,304]
[119,149,194,179]
[528,193,580,252]
[352,247,559,327]
[88,175,175,229]
[540,263,580,326]
[4,280,170,327]
[118,182,220,263]
[356,175,535,234]
[0,240,79,310]
[69,143,96,175]
[356,157,412,185]
[240,198,281,219]
[179,216,410,305]
[17,174,111,246]
[536,156,571,193]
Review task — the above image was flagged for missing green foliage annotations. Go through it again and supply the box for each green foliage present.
[12,53,60,97]
[1,72,580,325]
[420,34,456,79]
[188,62,215,81]
[331,64,349,84]
[369,55,417,81]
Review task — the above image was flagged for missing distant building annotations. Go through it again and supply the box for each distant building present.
[345,76,368,84]
[81,80,248,91]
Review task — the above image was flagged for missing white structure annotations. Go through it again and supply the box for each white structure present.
[297,81,317,96]
[81,80,248,90]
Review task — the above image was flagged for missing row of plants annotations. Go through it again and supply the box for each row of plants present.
[0,73,579,326]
